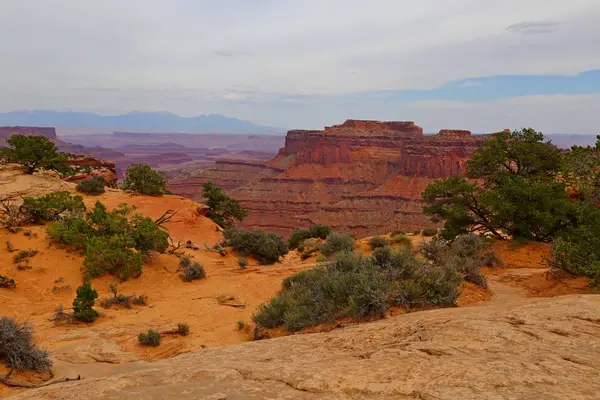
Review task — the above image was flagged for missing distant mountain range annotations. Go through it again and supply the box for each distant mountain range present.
[0,110,284,134]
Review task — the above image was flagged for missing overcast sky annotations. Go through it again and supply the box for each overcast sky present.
[1,0,599,132]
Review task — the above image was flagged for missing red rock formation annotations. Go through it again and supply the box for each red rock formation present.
[0,126,57,140]
[63,155,118,187]
[169,121,488,237]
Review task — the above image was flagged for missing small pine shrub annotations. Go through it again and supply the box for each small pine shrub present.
[12,249,37,264]
[138,329,161,346]
[76,175,106,195]
[177,323,190,336]
[308,224,331,239]
[369,236,389,250]
[319,232,355,256]
[83,236,143,281]
[0,316,52,372]
[421,228,439,237]
[391,234,411,247]
[23,191,85,223]
[73,281,99,323]
[122,164,168,196]
[289,224,331,249]
[178,256,206,282]
[237,255,249,269]
[224,228,288,265]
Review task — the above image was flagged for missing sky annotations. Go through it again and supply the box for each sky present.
[0,0,599,133]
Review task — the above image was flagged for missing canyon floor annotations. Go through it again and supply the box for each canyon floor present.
[1,166,598,399]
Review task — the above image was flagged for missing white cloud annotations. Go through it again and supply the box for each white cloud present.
[0,0,598,128]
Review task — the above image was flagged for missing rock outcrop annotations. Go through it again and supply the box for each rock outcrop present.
[0,126,57,140]
[13,295,600,400]
[63,155,118,187]
[169,120,487,236]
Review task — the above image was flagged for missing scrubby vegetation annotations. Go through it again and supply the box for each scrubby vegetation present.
[319,232,355,256]
[46,200,168,280]
[391,234,411,247]
[12,249,37,264]
[178,255,206,282]
[237,255,248,269]
[72,281,99,323]
[369,236,389,250]
[421,228,438,237]
[0,316,52,372]
[76,175,106,195]
[122,164,168,196]
[423,129,600,285]
[253,234,494,332]
[177,323,190,336]
[138,329,161,346]
[0,274,16,289]
[288,224,331,249]
[99,283,148,309]
[224,228,288,264]
[23,191,85,223]
[202,182,247,228]
[0,134,71,175]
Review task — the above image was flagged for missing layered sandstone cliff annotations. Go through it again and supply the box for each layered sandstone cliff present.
[63,155,118,187]
[0,126,57,140]
[169,120,487,236]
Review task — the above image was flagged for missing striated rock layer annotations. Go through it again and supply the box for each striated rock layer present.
[0,126,57,140]
[169,120,487,236]
[13,295,600,400]
[63,155,118,187]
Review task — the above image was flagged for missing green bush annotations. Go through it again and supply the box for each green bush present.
[83,236,143,281]
[391,229,405,236]
[202,182,247,228]
[319,232,355,256]
[131,215,169,254]
[23,191,85,223]
[122,164,168,196]
[178,256,206,282]
[391,234,411,247]
[550,205,600,285]
[76,175,106,195]
[369,236,389,250]
[0,134,71,175]
[177,323,190,336]
[46,217,93,249]
[288,224,331,249]
[138,329,161,346]
[73,281,99,323]
[0,316,52,372]
[421,228,438,237]
[237,255,249,269]
[224,228,288,264]
[12,249,37,264]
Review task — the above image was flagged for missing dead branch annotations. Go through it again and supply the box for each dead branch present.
[0,370,83,388]
[154,209,178,228]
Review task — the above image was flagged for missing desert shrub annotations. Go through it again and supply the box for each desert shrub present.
[421,228,438,237]
[46,216,93,249]
[0,134,71,175]
[177,323,190,336]
[130,215,169,254]
[138,329,161,346]
[369,236,389,250]
[288,228,311,249]
[83,236,143,281]
[0,316,52,372]
[0,274,16,288]
[391,229,405,236]
[300,248,317,260]
[394,263,463,309]
[236,320,247,330]
[412,230,421,235]
[178,256,206,282]
[76,175,106,195]
[100,284,148,309]
[12,249,37,264]
[202,182,247,228]
[237,255,248,269]
[5,241,14,252]
[224,228,288,265]
[550,206,600,285]
[23,191,85,223]
[319,232,355,256]
[308,224,331,239]
[391,234,411,247]
[122,164,168,196]
[419,234,496,288]
[73,281,99,323]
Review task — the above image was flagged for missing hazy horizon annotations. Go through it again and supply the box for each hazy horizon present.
[1,0,599,133]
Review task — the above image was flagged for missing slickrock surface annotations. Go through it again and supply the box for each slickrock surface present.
[11,295,600,400]
[169,120,487,236]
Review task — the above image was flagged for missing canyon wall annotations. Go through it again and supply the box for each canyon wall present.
[0,126,57,140]
[169,120,488,236]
